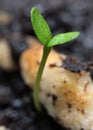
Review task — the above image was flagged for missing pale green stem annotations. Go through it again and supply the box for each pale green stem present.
[33,46,51,111]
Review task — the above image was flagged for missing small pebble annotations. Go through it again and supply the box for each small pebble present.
[5,109,19,121]
[11,99,23,108]
[0,126,10,130]
[0,11,13,25]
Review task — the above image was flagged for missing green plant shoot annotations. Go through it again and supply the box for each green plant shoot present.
[31,7,80,111]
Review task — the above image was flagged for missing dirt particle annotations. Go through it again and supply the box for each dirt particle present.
[50,94,58,106]
[81,109,85,115]
[67,103,72,108]
[52,85,56,88]
[47,93,51,97]
[63,57,88,73]
[49,64,57,68]
[36,61,40,65]
[63,80,67,83]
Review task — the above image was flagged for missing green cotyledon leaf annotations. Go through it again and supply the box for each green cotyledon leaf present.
[47,32,80,47]
[31,7,52,46]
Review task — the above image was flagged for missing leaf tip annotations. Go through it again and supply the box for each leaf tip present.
[31,7,37,17]
[73,31,80,38]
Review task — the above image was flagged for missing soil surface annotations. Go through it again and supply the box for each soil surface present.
[0,0,93,130]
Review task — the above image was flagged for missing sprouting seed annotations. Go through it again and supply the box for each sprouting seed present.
[31,7,80,111]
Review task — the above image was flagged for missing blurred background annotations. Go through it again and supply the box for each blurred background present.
[0,1,93,130]
[0,0,65,11]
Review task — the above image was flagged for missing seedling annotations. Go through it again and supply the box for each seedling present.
[31,7,80,111]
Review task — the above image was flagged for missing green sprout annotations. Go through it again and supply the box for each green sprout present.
[31,7,80,111]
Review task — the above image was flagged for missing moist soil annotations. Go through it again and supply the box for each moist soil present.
[0,1,93,130]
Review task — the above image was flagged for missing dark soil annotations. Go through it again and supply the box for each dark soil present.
[0,1,93,130]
